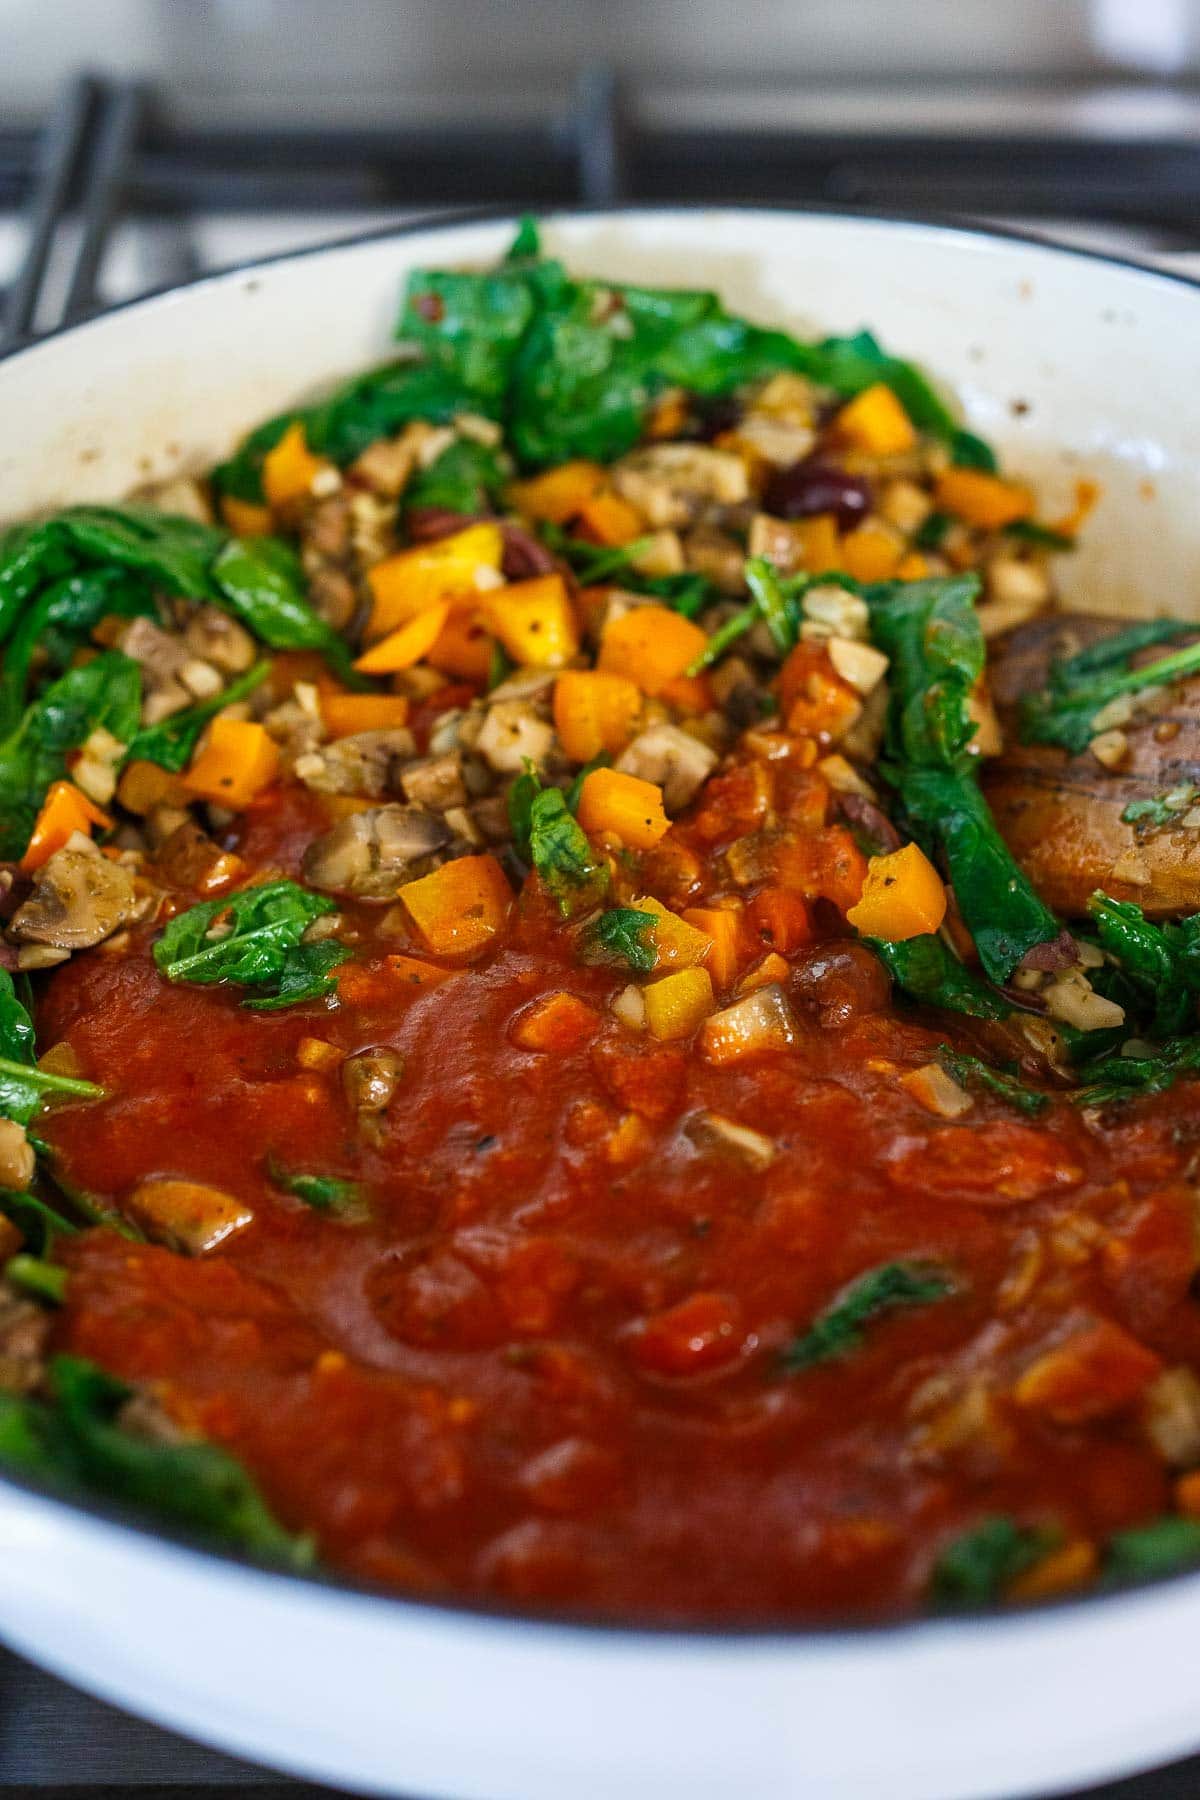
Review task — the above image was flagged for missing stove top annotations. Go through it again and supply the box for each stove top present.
[1,62,1199,1800]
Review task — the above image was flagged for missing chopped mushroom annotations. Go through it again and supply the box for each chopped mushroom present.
[684,1110,775,1169]
[127,1177,254,1254]
[292,728,416,798]
[0,1119,35,1192]
[616,725,718,813]
[611,444,749,527]
[0,1279,52,1395]
[476,700,554,774]
[399,752,470,813]
[9,836,137,950]
[182,605,257,674]
[1143,1368,1200,1467]
[301,805,451,899]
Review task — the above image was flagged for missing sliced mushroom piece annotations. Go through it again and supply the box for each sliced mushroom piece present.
[292,728,416,799]
[615,725,718,813]
[476,701,554,775]
[612,444,749,528]
[400,752,470,812]
[118,615,190,684]
[0,1119,35,1193]
[682,525,749,595]
[182,604,257,674]
[342,1046,405,1115]
[9,837,136,950]
[127,1177,254,1254]
[302,804,451,900]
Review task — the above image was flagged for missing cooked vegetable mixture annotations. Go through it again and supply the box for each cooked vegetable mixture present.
[5,220,1200,1619]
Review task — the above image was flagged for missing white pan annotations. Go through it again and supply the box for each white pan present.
[1,208,1200,1800]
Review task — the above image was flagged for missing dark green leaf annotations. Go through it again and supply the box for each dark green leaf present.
[930,1517,1057,1608]
[0,1190,78,1256]
[1004,519,1075,551]
[1021,636,1200,756]
[950,430,999,473]
[0,1354,311,1567]
[211,537,356,681]
[1105,1517,1200,1586]
[401,436,510,520]
[269,1160,367,1220]
[1087,892,1200,1038]
[508,766,606,916]
[1121,792,1193,832]
[779,1260,954,1373]
[0,650,142,857]
[1050,619,1193,689]
[1072,1035,1200,1107]
[124,661,271,772]
[0,969,105,1127]
[153,879,347,1008]
[583,908,659,972]
[936,1046,1049,1116]
[866,935,1012,1021]
[5,1253,67,1304]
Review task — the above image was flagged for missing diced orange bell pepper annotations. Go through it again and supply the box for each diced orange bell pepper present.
[354,602,451,674]
[896,550,930,580]
[366,523,505,638]
[484,573,580,668]
[777,641,862,743]
[261,420,331,509]
[682,904,745,990]
[183,717,281,808]
[383,953,459,991]
[321,693,410,737]
[575,768,670,851]
[398,853,513,959]
[220,495,274,537]
[632,896,712,969]
[598,604,708,697]
[508,460,606,525]
[426,605,493,682]
[845,843,947,941]
[576,488,644,547]
[21,781,112,872]
[833,383,917,456]
[936,467,1033,530]
[1013,1320,1162,1425]
[793,513,841,574]
[552,670,641,763]
[510,991,600,1053]
[837,521,904,583]
[643,967,714,1041]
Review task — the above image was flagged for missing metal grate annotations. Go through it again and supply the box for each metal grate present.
[4,65,1200,350]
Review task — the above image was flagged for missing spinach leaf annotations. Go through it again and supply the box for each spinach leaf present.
[0,1190,78,1255]
[0,650,142,858]
[1072,1035,1200,1108]
[1121,791,1195,832]
[540,525,718,619]
[401,436,509,519]
[1087,893,1200,1038]
[866,935,1013,1021]
[1105,1517,1200,1586]
[0,971,106,1128]
[688,600,759,674]
[867,574,1061,981]
[0,565,155,737]
[508,767,606,916]
[269,1161,367,1220]
[1021,636,1200,756]
[1050,619,1194,689]
[582,908,659,972]
[211,538,356,682]
[936,1046,1049,1117]
[930,1517,1057,1609]
[124,661,271,772]
[779,1260,954,1373]
[6,1254,68,1304]
[1004,519,1075,552]
[153,879,348,1008]
[0,1354,311,1567]
[914,511,952,551]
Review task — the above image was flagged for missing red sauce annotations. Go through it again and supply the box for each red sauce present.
[35,752,1200,1620]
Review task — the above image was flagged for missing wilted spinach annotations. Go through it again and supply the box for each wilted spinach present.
[779,1260,954,1373]
[153,880,349,1009]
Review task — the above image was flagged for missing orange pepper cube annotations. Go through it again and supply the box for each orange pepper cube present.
[398,854,513,959]
[366,523,504,638]
[682,905,745,990]
[598,604,707,697]
[837,521,904,583]
[632,896,712,969]
[508,460,606,525]
[575,768,670,851]
[833,383,917,456]
[576,488,644,547]
[321,693,410,737]
[510,991,599,1053]
[553,670,641,763]
[220,495,274,537]
[355,602,450,674]
[846,843,946,941]
[935,467,1033,530]
[261,420,331,509]
[183,718,280,809]
[20,781,112,872]
[483,573,579,668]
[643,967,714,1041]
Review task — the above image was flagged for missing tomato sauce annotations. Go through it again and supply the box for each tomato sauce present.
[34,753,1200,1621]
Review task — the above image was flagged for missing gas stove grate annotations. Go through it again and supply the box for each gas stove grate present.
[3,65,1200,350]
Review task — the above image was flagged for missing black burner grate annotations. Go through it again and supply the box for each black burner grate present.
[3,65,1200,349]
